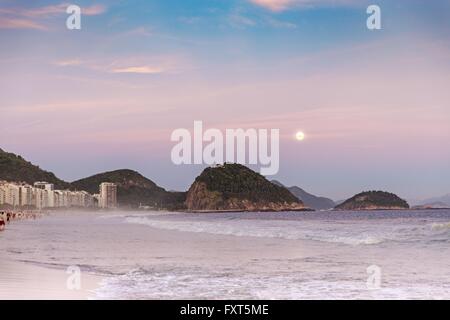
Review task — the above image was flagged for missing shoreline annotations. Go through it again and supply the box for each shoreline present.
[182,207,315,213]
[3,206,448,217]
[0,258,103,300]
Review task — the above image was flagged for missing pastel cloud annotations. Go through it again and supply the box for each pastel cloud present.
[54,59,84,67]
[111,66,165,74]
[265,17,297,28]
[249,0,294,12]
[0,17,47,30]
[228,13,257,28]
[53,55,185,75]
[0,3,106,30]
[248,0,361,12]
[81,5,107,16]
[7,3,106,17]
[120,27,153,37]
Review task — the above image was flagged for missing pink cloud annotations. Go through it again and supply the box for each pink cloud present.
[52,55,187,76]
[81,5,107,16]
[18,4,71,17]
[111,66,165,74]
[249,0,361,12]
[0,3,106,30]
[0,17,47,30]
[249,0,294,12]
[120,27,153,37]
[54,59,84,67]
[14,3,106,17]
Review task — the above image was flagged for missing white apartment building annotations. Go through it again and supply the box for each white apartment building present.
[1,182,34,207]
[0,181,108,209]
[19,185,33,207]
[99,182,117,208]
[34,182,54,191]
[34,187,49,209]
[33,182,54,208]
[0,185,5,204]
[80,191,95,207]
[5,183,20,207]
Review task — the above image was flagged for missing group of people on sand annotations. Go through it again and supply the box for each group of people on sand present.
[0,210,42,231]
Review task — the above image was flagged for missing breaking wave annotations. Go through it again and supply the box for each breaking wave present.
[124,216,388,245]
[92,266,450,300]
[124,213,450,246]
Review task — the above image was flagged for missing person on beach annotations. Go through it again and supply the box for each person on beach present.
[0,218,5,231]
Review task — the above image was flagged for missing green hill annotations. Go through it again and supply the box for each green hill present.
[0,148,69,189]
[71,169,186,209]
[335,191,409,210]
[0,148,185,210]
[185,163,306,211]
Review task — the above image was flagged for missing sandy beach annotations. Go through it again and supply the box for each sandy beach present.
[0,259,102,300]
[0,211,102,299]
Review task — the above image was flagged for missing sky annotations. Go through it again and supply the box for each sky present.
[0,0,449,202]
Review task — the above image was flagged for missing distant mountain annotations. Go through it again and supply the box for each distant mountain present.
[185,164,306,212]
[272,180,335,210]
[419,194,450,207]
[335,191,409,210]
[71,169,186,210]
[412,201,450,209]
[0,148,70,189]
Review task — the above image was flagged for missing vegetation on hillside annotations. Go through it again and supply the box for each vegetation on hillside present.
[0,148,69,189]
[194,163,300,204]
[335,191,409,210]
[0,148,185,210]
[71,169,186,209]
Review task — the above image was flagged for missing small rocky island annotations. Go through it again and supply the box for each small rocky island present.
[185,163,306,212]
[335,191,409,210]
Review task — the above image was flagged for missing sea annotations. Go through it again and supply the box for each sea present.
[1,209,449,299]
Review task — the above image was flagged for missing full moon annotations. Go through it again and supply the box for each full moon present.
[295,131,305,141]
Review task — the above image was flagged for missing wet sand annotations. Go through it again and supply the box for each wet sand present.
[0,259,102,300]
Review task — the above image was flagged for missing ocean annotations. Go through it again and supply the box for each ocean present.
[1,209,449,299]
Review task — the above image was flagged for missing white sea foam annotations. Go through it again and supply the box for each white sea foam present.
[124,212,450,246]
[431,222,450,231]
[124,216,391,246]
[93,266,450,300]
